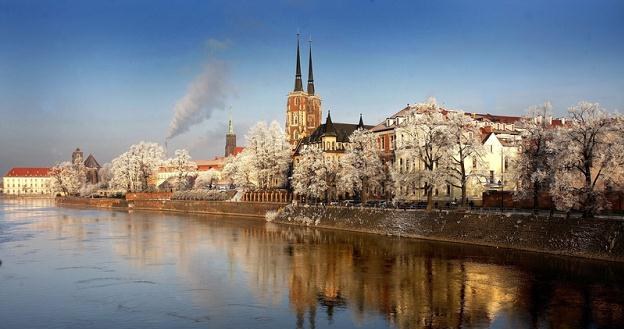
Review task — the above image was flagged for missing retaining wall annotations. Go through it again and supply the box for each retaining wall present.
[55,197,285,218]
[275,205,624,262]
[55,196,128,208]
[125,192,172,201]
[130,199,286,218]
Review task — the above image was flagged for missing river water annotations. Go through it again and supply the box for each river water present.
[0,199,623,329]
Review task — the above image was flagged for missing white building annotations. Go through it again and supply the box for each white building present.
[371,104,527,202]
[3,168,52,195]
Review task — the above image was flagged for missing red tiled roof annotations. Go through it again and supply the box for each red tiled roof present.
[195,158,225,171]
[471,113,522,124]
[5,167,51,177]
[371,104,525,133]
[232,146,245,156]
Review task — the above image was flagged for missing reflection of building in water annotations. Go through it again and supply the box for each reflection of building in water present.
[94,212,623,329]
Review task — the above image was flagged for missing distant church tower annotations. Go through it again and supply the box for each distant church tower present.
[72,147,83,164]
[225,116,237,157]
[285,35,322,146]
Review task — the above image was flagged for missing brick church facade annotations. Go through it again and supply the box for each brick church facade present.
[285,36,322,147]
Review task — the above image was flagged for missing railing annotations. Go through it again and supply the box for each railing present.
[241,190,292,203]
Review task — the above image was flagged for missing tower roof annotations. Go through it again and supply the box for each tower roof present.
[294,34,303,92]
[84,154,101,169]
[307,38,315,95]
[358,113,364,129]
[322,111,337,137]
[227,108,234,135]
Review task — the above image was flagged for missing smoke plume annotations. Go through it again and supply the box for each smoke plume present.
[166,59,230,140]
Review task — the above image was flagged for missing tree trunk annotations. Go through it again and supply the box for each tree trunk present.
[461,184,467,207]
[460,162,467,207]
[361,180,368,204]
[426,187,434,211]
[582,161,595,218]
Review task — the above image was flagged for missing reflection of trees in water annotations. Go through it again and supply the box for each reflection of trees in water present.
[37,207,624,329]
[235,226,624,329]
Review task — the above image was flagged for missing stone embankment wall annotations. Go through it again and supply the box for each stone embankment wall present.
[56,196,128,208]
[125,192,172,201]
[274,205,624,262]
[130,199,285,218]
[55,197,285,218]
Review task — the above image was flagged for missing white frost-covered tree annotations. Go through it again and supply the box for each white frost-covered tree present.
[291,145,337,202]
[110,141,165,192]
[222,150,256,190]
[337,128,385,202]
[110,151,138,192]
[194,169,221,190]
[50,157,87,196]
[392,102,452,210]
[513,102,556,210]
[97,163,113,189]
[549,102,624,217]
[242,121,291,190]
[165,149,197,191]
[445,111,486,206]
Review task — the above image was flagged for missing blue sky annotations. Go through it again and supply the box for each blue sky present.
[1,0,623,174]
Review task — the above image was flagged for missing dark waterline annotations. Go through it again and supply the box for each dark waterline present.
[1,199,623,329]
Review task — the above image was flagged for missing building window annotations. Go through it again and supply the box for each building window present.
[490,170,495,184]
[446,184,451,196]
[472,156,477,169]
[504,158,509,171]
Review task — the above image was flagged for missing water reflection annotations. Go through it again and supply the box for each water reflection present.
[1,198,623,329]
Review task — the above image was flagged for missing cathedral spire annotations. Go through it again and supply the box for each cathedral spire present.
[294,33,303,92]
[227,117,234,135]
[225,108,237,157]
[307,36,315,95]
[358,113,364,129]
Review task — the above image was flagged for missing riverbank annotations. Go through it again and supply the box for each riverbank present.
[272,205,624,262]
[54,197,624,262]
[0,195,54,199]
[55,196,285,218]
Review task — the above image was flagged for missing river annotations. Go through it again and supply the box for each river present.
[0,198,623,329]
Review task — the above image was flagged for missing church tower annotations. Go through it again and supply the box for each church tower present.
[286,35,322,146]
[72,147,83,164]
[225,115,236,157]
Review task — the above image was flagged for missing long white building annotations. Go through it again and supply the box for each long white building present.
[2,168,52,195]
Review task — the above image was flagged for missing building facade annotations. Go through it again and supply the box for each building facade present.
[3,168,52,195]
[285,36,322,146]
[84,154,101,184]
[370,104,528,202]
[72,148,101,184]
[293,112,372,200]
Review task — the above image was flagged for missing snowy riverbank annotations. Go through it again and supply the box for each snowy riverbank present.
[55,196,285,218]
[55,197,624,262]
[274,205,624,263]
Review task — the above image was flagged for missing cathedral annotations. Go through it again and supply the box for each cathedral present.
[285,35,322,146]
